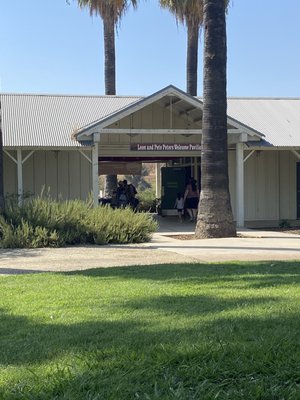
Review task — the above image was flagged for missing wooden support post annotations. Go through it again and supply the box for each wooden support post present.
[92,143,99,207]
[236,142,244,227]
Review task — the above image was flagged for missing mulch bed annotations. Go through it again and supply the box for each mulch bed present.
[165,234,197,240]
[165,228,300,240]
[165,234,244,240]
[255,228,300,235]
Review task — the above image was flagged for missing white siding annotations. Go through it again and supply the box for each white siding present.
[244,151,279,221]
[23,151,35,195]
[229,149,298,226]
[34,152,47,196]
[3,152,17,195]
[3,150,92,201]
[279,151,297,219]
[57,152,70,199]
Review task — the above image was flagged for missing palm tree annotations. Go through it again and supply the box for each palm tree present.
[159,0,202,96]
[195,0,236,238]
[159,0,229,96]
[74,0,138,194]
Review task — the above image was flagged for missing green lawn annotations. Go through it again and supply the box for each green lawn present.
[1,262,300,399]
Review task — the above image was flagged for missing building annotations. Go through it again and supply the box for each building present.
[1,85,300,228]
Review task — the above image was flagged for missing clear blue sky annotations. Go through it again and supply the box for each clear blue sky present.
[1,0,300,97]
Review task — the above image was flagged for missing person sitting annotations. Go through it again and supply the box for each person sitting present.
[110,190,118,209]
[116,181,127,208]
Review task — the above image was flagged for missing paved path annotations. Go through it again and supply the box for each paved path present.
[150,230,300,262]
[0,218,300,274]
[0,233,298,274]
[0,244,193,274]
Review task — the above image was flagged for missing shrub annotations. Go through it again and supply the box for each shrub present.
[137,188,158,212]
[279,219,291,229]
[0,197,157,249]
[0,219,61,249]
[4,197,91,246]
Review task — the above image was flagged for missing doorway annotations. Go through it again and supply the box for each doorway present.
[160,166,191,215]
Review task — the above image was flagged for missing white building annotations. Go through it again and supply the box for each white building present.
[2,85,300,228]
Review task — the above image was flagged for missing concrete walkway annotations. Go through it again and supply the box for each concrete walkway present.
[0,217,300,274]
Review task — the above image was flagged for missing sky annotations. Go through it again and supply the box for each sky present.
[1,0,300,97]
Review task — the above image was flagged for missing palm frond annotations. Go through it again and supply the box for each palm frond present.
[75,0,137,24]
[160,0,229,29]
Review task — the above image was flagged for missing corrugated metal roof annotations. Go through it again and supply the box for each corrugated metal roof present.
[227,98,300,147]
[1,92,300,148]
[0,93,140,147]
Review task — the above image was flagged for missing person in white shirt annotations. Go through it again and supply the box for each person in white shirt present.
[174,192,185,222]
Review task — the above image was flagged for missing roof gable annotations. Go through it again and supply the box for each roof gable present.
[75,85,204,138]
[75,85,263,140]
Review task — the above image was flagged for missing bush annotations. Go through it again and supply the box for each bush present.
[137,188,158,212]
[279,219,291,229]
[0,197,158,248]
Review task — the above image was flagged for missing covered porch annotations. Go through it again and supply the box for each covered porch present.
[75,85,263,228]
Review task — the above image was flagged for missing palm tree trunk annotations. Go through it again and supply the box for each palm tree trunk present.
[103,16,116,95]
[186,22,199,96]
[195,0,236,238]
[103,16,117,194]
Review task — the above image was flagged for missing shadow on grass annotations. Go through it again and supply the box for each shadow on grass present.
[1,304,300,399]
[1,262,300,399]
[0,268,44,275]
[65,260,300,287]
[0,271,297,368]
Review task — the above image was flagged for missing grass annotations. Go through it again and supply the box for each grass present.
[1,261,300,399]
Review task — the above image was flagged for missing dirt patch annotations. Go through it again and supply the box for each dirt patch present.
[165,233,246,240]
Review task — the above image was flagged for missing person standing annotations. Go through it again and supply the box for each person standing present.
[123,179,139,211]
[184,178,199,221]
[174,192,185,222]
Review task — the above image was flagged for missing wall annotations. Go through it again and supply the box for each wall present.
[3,149,92,201]
[278,151,297,220]
[4,146,298,226]
[228,149,298,226]
[244,150,279,221]
[99,103,202,158]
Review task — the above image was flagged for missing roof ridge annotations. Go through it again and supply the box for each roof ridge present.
[227,97,300,100]
[2,93,300,100]
[195,96,300,100]
[0,92,142,99]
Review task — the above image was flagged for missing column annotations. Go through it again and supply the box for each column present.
[92,143,99,207]
[155,163,161,198]
[17,148,23,205]
[236,142,244,227]
[193,157,198,182]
